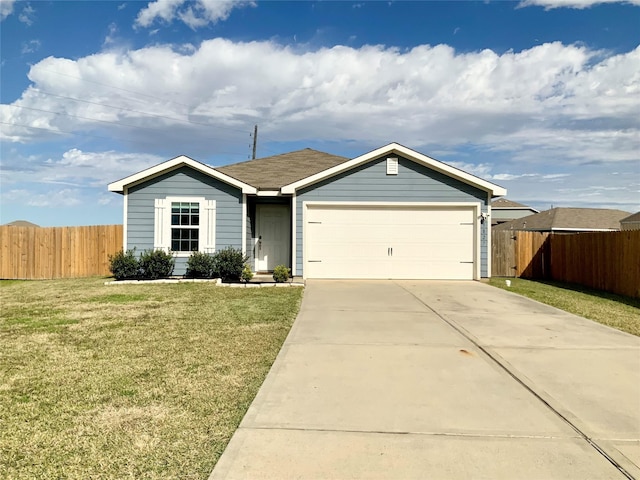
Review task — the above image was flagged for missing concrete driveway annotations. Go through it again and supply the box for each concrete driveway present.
[210,280,640,479]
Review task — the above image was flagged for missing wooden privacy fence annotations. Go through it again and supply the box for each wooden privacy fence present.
[550,231,640,299]
[0,225,123,279]
[492,230,640,298]
[492,231,551,278]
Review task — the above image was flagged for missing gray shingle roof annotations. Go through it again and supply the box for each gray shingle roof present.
[216,148,349,190]
[620,211,640,224]
[491,198,532,209]
[494,207,632,231]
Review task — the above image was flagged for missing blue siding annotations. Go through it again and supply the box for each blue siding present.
[127,166,242,275]
[296,156,490,277]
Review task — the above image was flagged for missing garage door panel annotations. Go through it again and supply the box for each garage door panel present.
[307,258,391,279]
[305,205,476,280]
[391,260,473,280]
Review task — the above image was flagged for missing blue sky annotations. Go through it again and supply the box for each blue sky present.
[1,0,639,226]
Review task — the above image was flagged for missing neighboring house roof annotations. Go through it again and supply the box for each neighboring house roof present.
[620,211,640,230]
[491,198,539,212]
[620,212,640,224]
[109,143,507,197]
[494,207,631,232]
[217,148,349,190]
[2,220,40,227]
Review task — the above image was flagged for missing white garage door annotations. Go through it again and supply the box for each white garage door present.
[304,204,476,280]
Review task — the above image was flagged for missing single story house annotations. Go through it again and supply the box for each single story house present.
[493,207,631,233]
[490,198,539,226]
[620,212,640,231]
[108,143,506,280]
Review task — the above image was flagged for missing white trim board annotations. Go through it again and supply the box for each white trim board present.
[241,194,247,257]
[122,186,128,250]
[291,193,297,276]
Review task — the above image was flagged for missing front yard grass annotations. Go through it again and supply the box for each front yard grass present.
[0,278,303,479]
[488,277,640,336]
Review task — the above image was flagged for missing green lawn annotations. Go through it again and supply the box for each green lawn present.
[0,278,303,479]
[489,278,640,336]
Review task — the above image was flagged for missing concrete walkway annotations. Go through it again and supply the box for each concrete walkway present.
[210,280,640,479]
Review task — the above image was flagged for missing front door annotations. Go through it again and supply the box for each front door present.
[256,204,290,272]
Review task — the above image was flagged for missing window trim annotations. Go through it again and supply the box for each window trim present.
[154,196,216,257]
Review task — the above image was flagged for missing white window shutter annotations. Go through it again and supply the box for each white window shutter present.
[154,198,170,251]
[202,199,216,253]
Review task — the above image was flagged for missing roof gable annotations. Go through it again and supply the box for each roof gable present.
[494,207,632,231]
[280,143,506,197]
[107,143,507,198]
[107,155,257,194]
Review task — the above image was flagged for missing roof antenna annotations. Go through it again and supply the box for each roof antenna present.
[252,124,258,160]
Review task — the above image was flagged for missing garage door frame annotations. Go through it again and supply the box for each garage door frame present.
[302,201,482,280]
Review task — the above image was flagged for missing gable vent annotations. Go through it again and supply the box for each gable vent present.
[386,157,398,175]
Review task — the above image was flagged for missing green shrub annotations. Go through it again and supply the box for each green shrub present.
[185,251,216,278]
[108,249,139,280]
[240,263,254,283]
[138,249,175,280]
[213,246,248,282]
[272,264,291,283]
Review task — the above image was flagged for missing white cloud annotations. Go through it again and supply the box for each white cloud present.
[103,23,118,47]
[1,148,165,189]
[45,149,165,187]
[18,3,34,25]
[2,40,637,158]
[0,39,638,209]
[0,0,15,20]
[21,39,40,54]
[519,0,640,8]
[135,0,255,29]
[1,188,82,207]
[492,173,538,181]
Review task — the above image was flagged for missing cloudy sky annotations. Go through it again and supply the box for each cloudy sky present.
[1,0,638,226]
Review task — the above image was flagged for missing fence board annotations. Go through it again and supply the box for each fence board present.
[550,231,640,298]
[492,230,517,277]
[493,229,640,298]
[517,231,550,279]
[0,225,123,280]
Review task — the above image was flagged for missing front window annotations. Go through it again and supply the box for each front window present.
[171,202,200,252]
